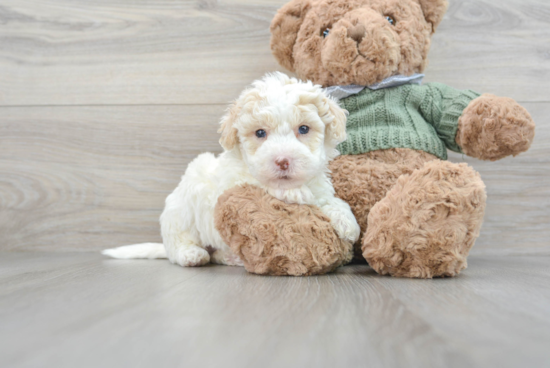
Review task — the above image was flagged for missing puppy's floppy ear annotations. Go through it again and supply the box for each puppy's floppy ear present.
[323,96,347,148]
[218,102,240,151]
[418,0,448,33]
[270,0,311,72]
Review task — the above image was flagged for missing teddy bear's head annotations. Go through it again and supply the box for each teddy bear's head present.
[270,0,448,87]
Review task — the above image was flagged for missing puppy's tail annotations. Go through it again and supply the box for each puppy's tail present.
[101,243,167,259]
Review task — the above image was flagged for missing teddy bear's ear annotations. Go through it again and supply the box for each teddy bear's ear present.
[218,102,240,151]
[418,0,448,32]
[270,0,312,72]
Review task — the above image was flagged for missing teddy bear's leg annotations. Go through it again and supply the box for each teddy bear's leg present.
[362,160,487,278]
[329,149,438,260]
[214,184,353,276]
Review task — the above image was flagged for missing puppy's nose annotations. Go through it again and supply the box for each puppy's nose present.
[275,158,290,171]
[348,24,366,44]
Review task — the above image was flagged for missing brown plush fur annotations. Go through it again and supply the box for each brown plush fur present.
[213,0,536,278]
[457,94,536,161]
[418,0,448,33]
[362,160,486,278]
[329,148,437,259]
[214,184,353,276]
[270,0,448,86]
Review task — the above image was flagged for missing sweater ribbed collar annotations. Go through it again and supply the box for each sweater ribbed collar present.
[324,73,425,100]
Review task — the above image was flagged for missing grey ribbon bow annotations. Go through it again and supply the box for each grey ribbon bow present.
[324,73,425,100]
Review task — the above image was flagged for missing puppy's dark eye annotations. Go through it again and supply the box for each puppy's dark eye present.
[255,129,267,138]
[385,15,396,26]
[298,125,310,135]
[322,28,330,38]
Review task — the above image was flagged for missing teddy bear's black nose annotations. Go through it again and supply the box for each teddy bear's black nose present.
[348,24,366,44]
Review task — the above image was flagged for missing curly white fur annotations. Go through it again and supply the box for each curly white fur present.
[102,72,360,267]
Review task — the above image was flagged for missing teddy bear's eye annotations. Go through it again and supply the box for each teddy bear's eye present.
[322,28,330,38]
[385,15,396,26]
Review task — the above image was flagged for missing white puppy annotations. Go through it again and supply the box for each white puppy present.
[103,72,360,267]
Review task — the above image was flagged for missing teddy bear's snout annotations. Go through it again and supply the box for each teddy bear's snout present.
[320,15,401,86]
[347,24,366,44]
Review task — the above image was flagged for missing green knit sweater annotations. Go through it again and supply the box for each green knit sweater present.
[336,83,480,160]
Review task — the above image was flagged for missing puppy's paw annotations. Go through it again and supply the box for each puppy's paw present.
[333,216,361,244]
[322,206,361,243]
[211,250,244,267]
[168,246,210,267]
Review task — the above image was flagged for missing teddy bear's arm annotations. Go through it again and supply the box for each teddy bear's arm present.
[418,82,481,154]
[455,94,535,161]
[418,83,535,160]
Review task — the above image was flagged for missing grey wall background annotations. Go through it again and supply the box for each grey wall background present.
[0,0,549,254]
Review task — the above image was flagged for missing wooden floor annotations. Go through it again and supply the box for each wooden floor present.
[1,252,549,368]
[1,1,550,367]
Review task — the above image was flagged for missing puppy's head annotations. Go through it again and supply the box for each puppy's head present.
[219,72,347,190]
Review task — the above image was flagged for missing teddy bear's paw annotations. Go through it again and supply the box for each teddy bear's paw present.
[363,160,486,278]
[457,94,535,161]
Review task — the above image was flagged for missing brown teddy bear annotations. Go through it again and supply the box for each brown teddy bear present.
[214,0,535,278]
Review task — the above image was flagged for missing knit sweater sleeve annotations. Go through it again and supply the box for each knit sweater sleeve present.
[418,83,481,153]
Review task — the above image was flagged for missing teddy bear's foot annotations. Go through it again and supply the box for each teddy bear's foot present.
[330,148,438,261]
[362,160,487,278]
[214,184,353,276]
